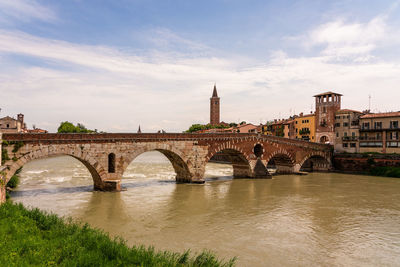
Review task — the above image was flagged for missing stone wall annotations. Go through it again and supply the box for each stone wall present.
[333,153,400,173]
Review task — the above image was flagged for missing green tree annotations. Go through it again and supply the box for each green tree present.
[185,123,231,133]
[57,122,96,133]
[186,124,206,133]
[57,121,77,133]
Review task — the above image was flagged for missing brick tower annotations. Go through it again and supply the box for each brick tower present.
[314,91,342,144]
[210,84,220,125]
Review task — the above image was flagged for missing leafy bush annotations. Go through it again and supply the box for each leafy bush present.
[7,175,19,189]
[369,167,400,178]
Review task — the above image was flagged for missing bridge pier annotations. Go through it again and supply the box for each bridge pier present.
[96,180,122,191]
[251,159,272,178]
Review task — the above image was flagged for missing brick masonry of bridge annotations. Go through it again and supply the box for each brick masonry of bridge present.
[0,133,333,203]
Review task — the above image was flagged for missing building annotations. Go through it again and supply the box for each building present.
[264,119,295,138]
[265,120,285,137]
[233,123,258,133]
[0,113,27,133]
[359,112,400,153]
[284,119,296,139]
[210,84,220,125]
[294,113,315,141]
[314,91,342,144]
[334,109,363,153]
[27,128,48,133]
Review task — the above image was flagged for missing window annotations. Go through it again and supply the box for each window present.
[350,143,356,148]
[390,121,399,129]
[376,133,382,140]
[389,132,398,140]
[362,122,370,130]
[343,143,348,147]
[335,123,340,127]
[343,122,349,127]
[108,153,116,173]
[336,132,339,138]
[347,115,350,119]
[374,121,382,129]
[344,132,348,137]
[323,107,327,113]
[6,124,9,128]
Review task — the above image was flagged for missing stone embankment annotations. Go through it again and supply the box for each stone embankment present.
[333,153,400,174]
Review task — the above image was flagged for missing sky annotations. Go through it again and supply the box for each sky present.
[0,0,400,133]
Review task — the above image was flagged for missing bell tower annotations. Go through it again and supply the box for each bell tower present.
[210,84,220,125]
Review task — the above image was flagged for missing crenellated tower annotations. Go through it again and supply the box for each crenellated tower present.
[314,91,342,144]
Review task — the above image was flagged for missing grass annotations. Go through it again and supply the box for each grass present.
[0,202,236,267]
[369,166,400,178]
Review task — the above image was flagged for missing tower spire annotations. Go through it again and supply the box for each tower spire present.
[212,83,218,97]
[137,125,141,133]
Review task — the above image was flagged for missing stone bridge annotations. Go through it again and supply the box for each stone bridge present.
[0,133,333,203]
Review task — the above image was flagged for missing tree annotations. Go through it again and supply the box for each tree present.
[185,123,231,133]
[57,122,77,133]
[57,122,96,133]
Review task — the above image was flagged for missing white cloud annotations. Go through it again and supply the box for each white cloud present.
[306,16,387,60]
[1,16,400,133]
[0,0,56,23]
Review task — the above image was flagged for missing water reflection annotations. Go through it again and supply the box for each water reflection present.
[10,152,400,267]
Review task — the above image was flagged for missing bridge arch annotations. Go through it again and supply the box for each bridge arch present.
[122,145,192,183]
[4,148,105,189]
[206,143,251,178]
[265,149,295,174]
[299,153,331,172]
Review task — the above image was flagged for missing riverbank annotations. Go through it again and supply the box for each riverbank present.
[0,202,235,266]
[333,153,400,177]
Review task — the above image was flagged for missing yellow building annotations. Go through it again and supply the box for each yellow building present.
[294,113,316,141]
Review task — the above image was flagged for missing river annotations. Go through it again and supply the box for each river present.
[10,152,400,266]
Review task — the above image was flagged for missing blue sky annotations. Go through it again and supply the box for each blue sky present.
[0,0,400,132]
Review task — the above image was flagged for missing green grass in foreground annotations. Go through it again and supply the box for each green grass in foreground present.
[369,166,400,178]
[0,202,236,267]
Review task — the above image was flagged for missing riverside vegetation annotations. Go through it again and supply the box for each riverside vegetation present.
[0,202,235,267]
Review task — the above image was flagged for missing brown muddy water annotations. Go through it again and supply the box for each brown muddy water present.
[10,152,400,266]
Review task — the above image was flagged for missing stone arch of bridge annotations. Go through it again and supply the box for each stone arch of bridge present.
[206,143,251,178]
[4,149,105,190]
[265,149,295,174]
[299,153,331,172]
[121,146,192,183]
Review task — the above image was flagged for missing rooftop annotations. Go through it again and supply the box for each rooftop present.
[336,109,362,114]
[360,111,400,119]
[313,91,343,97]
[296,113,315,118]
